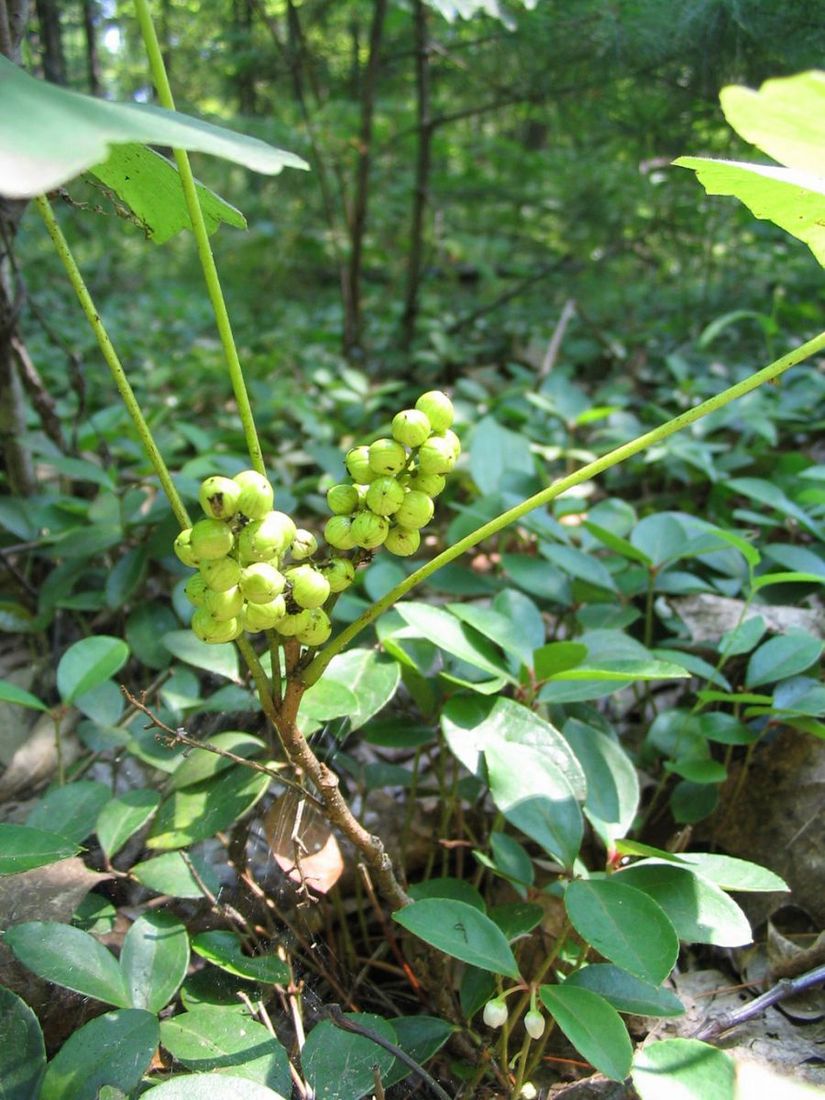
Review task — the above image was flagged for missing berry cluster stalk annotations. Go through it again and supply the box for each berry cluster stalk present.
[302,326,825,686]
[133,0,267,479]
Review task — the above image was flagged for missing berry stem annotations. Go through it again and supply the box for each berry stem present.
[133,0,267,478]
[302,327,825,685]
[34,195,191,531]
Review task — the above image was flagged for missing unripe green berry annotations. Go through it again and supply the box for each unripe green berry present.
[276,609,312,637]
[394,489,434,529]
[287,565,331,610]
[351,510,389,549]
[324,515,358,551]
[322,557,355,593]
[238,511,296,563]
[190,518,235,561]
[290,528,318,561]
[326,483,360,515]
[296,607,332,647]
[345,446,377,484]
[184,573,208,607]
[174,528,199,567]
[392,408,431,447]
[440,428,461,460]
[242,595,287,632]
[240,562,285,603]
[408,470,446,497]
[415,390,454,432]
[233,469,275,519]
[384,525,420,556]
[365,476,405,516]
[191,608,239,644]
[417,435,457,475]
[200,556,242,592]
[368,438,407,476]
[199,475,241,520]
[204,585,244,622]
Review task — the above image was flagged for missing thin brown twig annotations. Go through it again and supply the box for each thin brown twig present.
[693,962,825,1042]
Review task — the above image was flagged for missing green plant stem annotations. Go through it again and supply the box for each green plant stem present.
[133,0,266,477]
[304,328,825,685]
[34,195,191,530]
[511,1030,534,1099]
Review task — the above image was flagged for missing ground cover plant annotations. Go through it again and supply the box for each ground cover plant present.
[1,3,825,1098]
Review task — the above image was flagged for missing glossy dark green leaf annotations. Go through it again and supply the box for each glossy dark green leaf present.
[97,788,161,859]
[746,630,823,687]
[143,1077,287,1098]
[565,964,685,1017]
[38,1009,159,1100]
[408,877,486,911]
[632,1038,735,1100]
[321,648,401,729]
[533,641,588,680]
[191,931,290,984]
[132,851,221,899]
[4,921,129,1007]
[674,853,788,893]
[303,1014,396,1100]
[162,630,239,680]
[0,984,47,1099]
[125,604,180,669]
[56,636,129,703]
[383,1015,454,1089]
[394,898,520,977]
[121,912,189,1012]
[396,602,514,681]
[170,732,265,790]
[488,902,544,941]
[448,602,535,667]
[147,765,269,849]
[540,985,632,1081]
[298,679,359,723]
[0,823,79,875]
[470,416,535,494]
[0,678,48,711]
[26,781,111,844]
[562,719,639,840]
[105,547,147,609]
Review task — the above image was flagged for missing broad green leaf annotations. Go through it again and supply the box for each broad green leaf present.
[126,604,179,669]
[752,571,825,591]
[674,853,789,893]
[147,765,269,849]
[302,1015,396,1100]
[321,648,401,730]
[448,602,535,668]
[720,72,825,178]
[132,851,221,899]
[670,780,719,825]
[170,732,265,790]
[395,602,514,681]
[501,552,570,601]
[0,55,307,198]
[298,679,359,723]
[73,893,117,934]
[746,630,823,687]
[488,902,544,940]
[96,789,161,859]
[0,985,46,1100]
[584,520,652,565]
[26,780,111,844]
[384,1016,453,1089]
[565,964,685,1017]
[90,144,246,244]
[144,1077,287,1098]
[632,1038,734,1100]
[0,823,79,874]
[562,719,639,840]
[539,985,632,1081]
[441,695,585,797]
[565,879,679,985]
[553,659,690,682]
[104,547,146,609]
[0,678,48,711]
[162,631,239,681]
[408,877,486,911]
[541,543,618,592]
[726,477,822,538]
[56,635,129,703]
[665,758,727,784]
[469,415,535,494]
[4,921,129,1006]
[533,641,588,680]
[159,1007,291,1092]
[38,1009,158,1100]
[121,912,189,1013]
[180,968,263,1013]
[490,831,535,892]
[614,863,753,946]
[393,898,520,978]
[631,514,686,566]
[191,931,290,984]
[485,741,582,868]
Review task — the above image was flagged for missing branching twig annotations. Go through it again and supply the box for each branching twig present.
[693,962,825,1041]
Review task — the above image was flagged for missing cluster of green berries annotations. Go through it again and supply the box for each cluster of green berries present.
[174,469,349,647]
[324,390,459,558]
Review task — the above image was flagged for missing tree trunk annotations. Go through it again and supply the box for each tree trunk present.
[34,0,65,83]
[343,0,387,356]
[233,0,257,114]
[400,0,432,353]
[81,0,101,96]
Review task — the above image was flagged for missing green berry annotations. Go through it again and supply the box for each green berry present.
[392,408,431,448]
[290,528,318,561]
[415,390,454,432]
[288,564,331,609]
[238,511,296,563]
[351,510,389,549]
[322,557,355,593]
[345,446,377,484]
[191,608,240,644]
[327,483,360,515]
[240,562,285,603]
[233,469,274,519]
[276,608,312,637]
[296,608,332,647]
[384,525,420,556]
[365,476,405,516]
[204,585,244,622]
[190,518,235,561]
[394,490,434,529]
[368,437,407,476]
[184,573,208,607]
[200,556,242,592]
[242,595,287,632]
[324,515,358,551]
[440,428,461,460]
[199,475,241,521]
[417,434,457,475]
[174,528,199,567]
[408,470,446,497]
